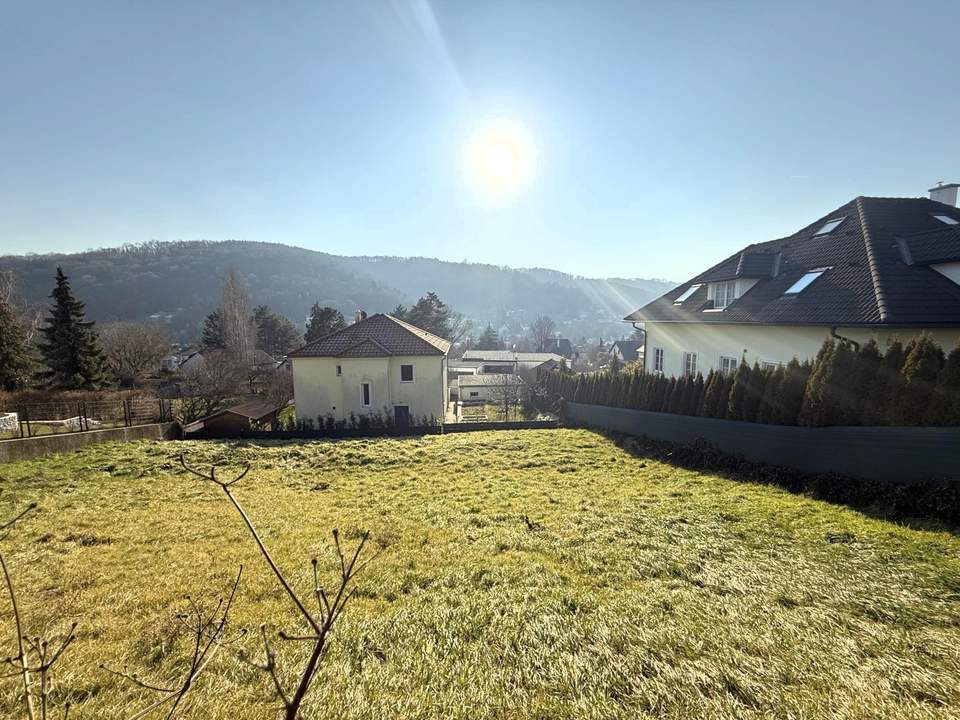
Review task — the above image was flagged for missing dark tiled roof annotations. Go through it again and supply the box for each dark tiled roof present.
[700,251,781,282]
[898,226,960,265]
[626,197,960,327]
[211,400,278,421]
[611,340,642,361]
[288,314,450,357]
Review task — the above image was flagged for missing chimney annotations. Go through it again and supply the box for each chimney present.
[928,181,960,207]
[355,310,367,324]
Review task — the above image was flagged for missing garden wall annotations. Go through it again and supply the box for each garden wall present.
[0,422,181,463]
[566,402,960,484]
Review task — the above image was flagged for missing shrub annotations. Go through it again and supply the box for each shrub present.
[898,334,944,426]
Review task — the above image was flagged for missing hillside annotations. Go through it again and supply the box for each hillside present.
[0,241,674,342]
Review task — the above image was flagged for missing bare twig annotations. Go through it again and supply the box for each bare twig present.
[103,566,243,720]
[179,455,380,720]
[1,500,39,720]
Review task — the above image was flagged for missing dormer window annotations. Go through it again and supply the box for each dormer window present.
[712,280,737,309]
[784,268,829,295]
[933,214,959,226]
[814,217,845,236]
[673,284,701,304]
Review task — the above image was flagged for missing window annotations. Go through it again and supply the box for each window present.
[760,361,781,370]
[682,351,698,377]
[784,268,828,295]
[469,391,479,398]
[400,364,414,382]
[933,214,959,225]
[719,356,738,374]
[814,217,845,235]
[673,284,701,304]
[336,365,342,376]
[361,382,371,407]
[713,280,737,309]
[652,347,664,373]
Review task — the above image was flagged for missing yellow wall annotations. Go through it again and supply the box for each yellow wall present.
[643,323,960,376]
[292,355,446,423]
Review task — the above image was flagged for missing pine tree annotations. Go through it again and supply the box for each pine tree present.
[253,305,301,358]
[475,324,501,351]
[305,304,346,343]
[0,293,32,390]
[406,292,452,338]
[898,334,944,425]
[36,267,109,389]
[928,340,960,425]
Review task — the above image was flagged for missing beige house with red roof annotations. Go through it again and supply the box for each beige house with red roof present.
[288,313,450,426]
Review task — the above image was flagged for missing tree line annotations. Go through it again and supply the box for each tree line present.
[540,335,960,427]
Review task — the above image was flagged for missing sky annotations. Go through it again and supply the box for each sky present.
[1,0,959,281]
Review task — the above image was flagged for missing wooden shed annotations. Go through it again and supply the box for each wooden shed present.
[190,400,279,438]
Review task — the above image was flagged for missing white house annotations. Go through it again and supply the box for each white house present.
[288,313,450,426]
[625,185,960,377]
[457,373,524,404]
[460,350,563,379]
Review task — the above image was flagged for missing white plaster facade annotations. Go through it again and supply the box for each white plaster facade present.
[641,322,960,377]
[292,354,447,424]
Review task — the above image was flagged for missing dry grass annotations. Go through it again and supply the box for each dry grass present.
[1,429,959,719]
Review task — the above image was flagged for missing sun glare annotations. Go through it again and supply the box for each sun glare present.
[463,119,536,202]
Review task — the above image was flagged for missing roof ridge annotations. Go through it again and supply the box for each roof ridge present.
[384,314,451,351]
[856,197,889,323]
[340,336,392,356]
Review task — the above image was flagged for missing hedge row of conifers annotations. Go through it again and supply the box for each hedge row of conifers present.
[541,335,960,427]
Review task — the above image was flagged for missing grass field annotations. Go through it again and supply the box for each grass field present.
[1,430,959,719]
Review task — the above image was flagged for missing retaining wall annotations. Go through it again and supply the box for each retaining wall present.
[0,423,181,463]
[566,403,960,484]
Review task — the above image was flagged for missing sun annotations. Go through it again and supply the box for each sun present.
[463,119,536,202]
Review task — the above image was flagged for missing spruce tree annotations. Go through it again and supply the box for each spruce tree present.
[305,304,346,343]
[200,310,225,350]
[898,334,944,426]
[0,293,32,390]
[36,267,109,389]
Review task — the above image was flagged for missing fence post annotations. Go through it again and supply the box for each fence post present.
[23,407,31,438]
[123,399,130,427]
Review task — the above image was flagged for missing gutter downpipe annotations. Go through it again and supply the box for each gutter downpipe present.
[631,322,647,371]
[830,326,860,353]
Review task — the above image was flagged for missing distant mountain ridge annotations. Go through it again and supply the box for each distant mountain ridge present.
[0,241,676,342]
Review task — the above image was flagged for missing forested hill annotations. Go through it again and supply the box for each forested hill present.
[0,241,675,341]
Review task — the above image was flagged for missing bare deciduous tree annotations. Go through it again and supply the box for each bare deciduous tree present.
[176,351,245,423]
[100,322,171,387]
[221,271,255,362]
[528,315,556,353]
[179,456,379,720]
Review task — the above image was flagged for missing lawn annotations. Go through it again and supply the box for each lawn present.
[1,430,959,719]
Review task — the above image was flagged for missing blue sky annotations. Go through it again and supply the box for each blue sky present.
[1,1,958,281]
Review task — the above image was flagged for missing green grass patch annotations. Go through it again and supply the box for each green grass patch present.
[1,430,959,718]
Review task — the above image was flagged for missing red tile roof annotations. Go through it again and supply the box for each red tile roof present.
[288,314,451,357]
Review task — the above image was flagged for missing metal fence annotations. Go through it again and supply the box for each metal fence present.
[0,398,173,440]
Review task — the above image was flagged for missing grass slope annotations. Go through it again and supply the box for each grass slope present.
[1,430,959,719]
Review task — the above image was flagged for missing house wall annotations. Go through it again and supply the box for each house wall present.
[292,355,446,423]
[643,322,960,376]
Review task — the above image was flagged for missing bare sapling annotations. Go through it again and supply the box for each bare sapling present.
[178,455,379,720]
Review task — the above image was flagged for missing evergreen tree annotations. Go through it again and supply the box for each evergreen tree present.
[253,305,301,358]
[856,340,884,425]
[0,293,32,390]
[36,267,109,389]
[742,362,765,422]
[702,370,724,417]
[200,310,225,350]
[608,353,622,375]
[392,304,408,320]
[879,339,907,425]
[688,373,705,415]
[929,340,960,425]
[799,341,834,426]
[757,365,785,424]
[405,292,452,338]
[777,358,810,425]
[305,304,346,343]
[897,334,944,425]
[475,324,501,351]
[727,361,753,421]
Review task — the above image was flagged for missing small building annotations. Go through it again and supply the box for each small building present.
[460,350,564,379]
[609,340,643,364]
[188,400,279,438]
[458,373,525,404]
[540,337,575,359]
[288,313,450,426]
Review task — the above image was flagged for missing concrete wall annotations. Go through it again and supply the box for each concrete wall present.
[0,422,180,464]
[566,402,960,484]
[643,322,960,377]
[292,355,446,423]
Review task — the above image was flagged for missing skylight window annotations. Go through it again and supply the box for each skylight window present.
[933,214,959,225]
[673,284,701,304]
[784,268,829,295]
[814,217,845,236]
